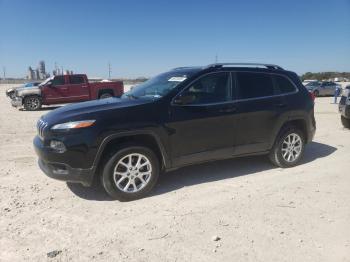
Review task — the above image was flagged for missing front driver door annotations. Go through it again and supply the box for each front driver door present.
[42,75,68,104]
[167,72,238,167]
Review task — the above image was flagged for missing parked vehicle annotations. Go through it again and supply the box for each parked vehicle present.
[11,74,124,110]
[33,63,316,201]
[339,85,350,128]
[6,82,41,99]
[305,81,340,97]
[302,79,317,86]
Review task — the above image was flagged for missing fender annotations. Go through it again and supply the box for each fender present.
[91,130,171,173]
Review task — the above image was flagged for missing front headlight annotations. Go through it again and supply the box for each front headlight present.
[51,120,96,130]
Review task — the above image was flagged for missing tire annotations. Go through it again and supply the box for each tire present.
[341,116,350,128]
[23,96,42,111]
[313,90,319,97]
[99,93,113,99]
[101,145,160,201]
[269,127,305,168]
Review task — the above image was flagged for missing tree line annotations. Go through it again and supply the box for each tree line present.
[301,72,350,81]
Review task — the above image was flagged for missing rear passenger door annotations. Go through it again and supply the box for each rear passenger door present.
[232,71,288,154]
[66,75,90,102]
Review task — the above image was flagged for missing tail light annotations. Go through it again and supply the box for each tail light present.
[309,91,315,102]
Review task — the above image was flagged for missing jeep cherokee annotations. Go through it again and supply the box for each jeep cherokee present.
[33,63,316,201]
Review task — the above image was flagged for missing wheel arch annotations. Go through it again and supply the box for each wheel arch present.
[92,131,170,176]
[98,89,114,98]
[271,118,308,149]
[22,94,42,104]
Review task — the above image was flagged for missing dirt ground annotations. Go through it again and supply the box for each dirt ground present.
[0,84,349,262]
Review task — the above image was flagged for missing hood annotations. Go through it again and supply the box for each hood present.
[16,85,40,92]
[43,97,154,125]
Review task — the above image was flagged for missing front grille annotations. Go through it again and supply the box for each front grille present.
[37,119,48,139]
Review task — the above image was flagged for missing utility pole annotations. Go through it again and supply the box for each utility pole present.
[108,62,111,79]
[215,54,218,63]
[2,66,6,80]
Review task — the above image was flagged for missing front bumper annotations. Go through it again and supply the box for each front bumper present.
[11,97,22,107]
[33,136,94,186]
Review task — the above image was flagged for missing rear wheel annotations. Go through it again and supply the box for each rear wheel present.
[269,127,305,168]
[101,145,160,201]
[99,93,113,99]
[341,116,350,128]
[23,96,42,111]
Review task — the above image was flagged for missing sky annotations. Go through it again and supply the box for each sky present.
[0,0,349,78]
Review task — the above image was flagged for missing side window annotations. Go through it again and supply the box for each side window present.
[69,75,85,85]
[236,72,274,99]
[180,72,230,104]
[52,76,65,86]
[274,75,296,94]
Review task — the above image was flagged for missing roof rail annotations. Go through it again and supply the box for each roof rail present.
[206,63,284,70]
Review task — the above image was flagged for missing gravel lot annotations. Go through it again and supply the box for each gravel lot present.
[0,84,349,261]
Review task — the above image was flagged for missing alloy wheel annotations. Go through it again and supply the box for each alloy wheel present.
[25,97,39,110]
[113,153,152,193]
[281,133,303,162]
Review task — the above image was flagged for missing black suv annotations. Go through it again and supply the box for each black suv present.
[339,85,350,128]
[34,63,316,201]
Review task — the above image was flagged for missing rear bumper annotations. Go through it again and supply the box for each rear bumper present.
[308,124,316,143]
[11,97,22,107]
[33,136,94,186]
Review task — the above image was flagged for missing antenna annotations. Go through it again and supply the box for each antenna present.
[215,54,218,63]
[108,62,111,79]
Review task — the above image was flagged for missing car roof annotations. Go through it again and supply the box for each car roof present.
[173,63,290,75]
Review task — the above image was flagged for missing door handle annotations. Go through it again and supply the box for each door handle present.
[219,106,237,113]
[275,103,287,108]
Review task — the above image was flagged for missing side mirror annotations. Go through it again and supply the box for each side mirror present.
[46,81,53,87]
[173,93,196,105]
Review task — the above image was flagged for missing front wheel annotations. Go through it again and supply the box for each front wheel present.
[23,96,42,111]
[269,127,305,168]
[101,145,160,201]
[341,116,350,128]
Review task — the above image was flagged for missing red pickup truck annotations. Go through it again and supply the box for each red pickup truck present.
[11,74,124,110]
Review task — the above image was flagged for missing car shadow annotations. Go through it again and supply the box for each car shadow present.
[66,141,337,201]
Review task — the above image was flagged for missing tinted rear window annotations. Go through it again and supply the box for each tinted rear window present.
[236,72,274,99]
[274,75,296,94]
[69,75,85,84]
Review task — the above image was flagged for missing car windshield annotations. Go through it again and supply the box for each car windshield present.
[305,82,319,87]
[39,76,54,86]
[122,69,200,99]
